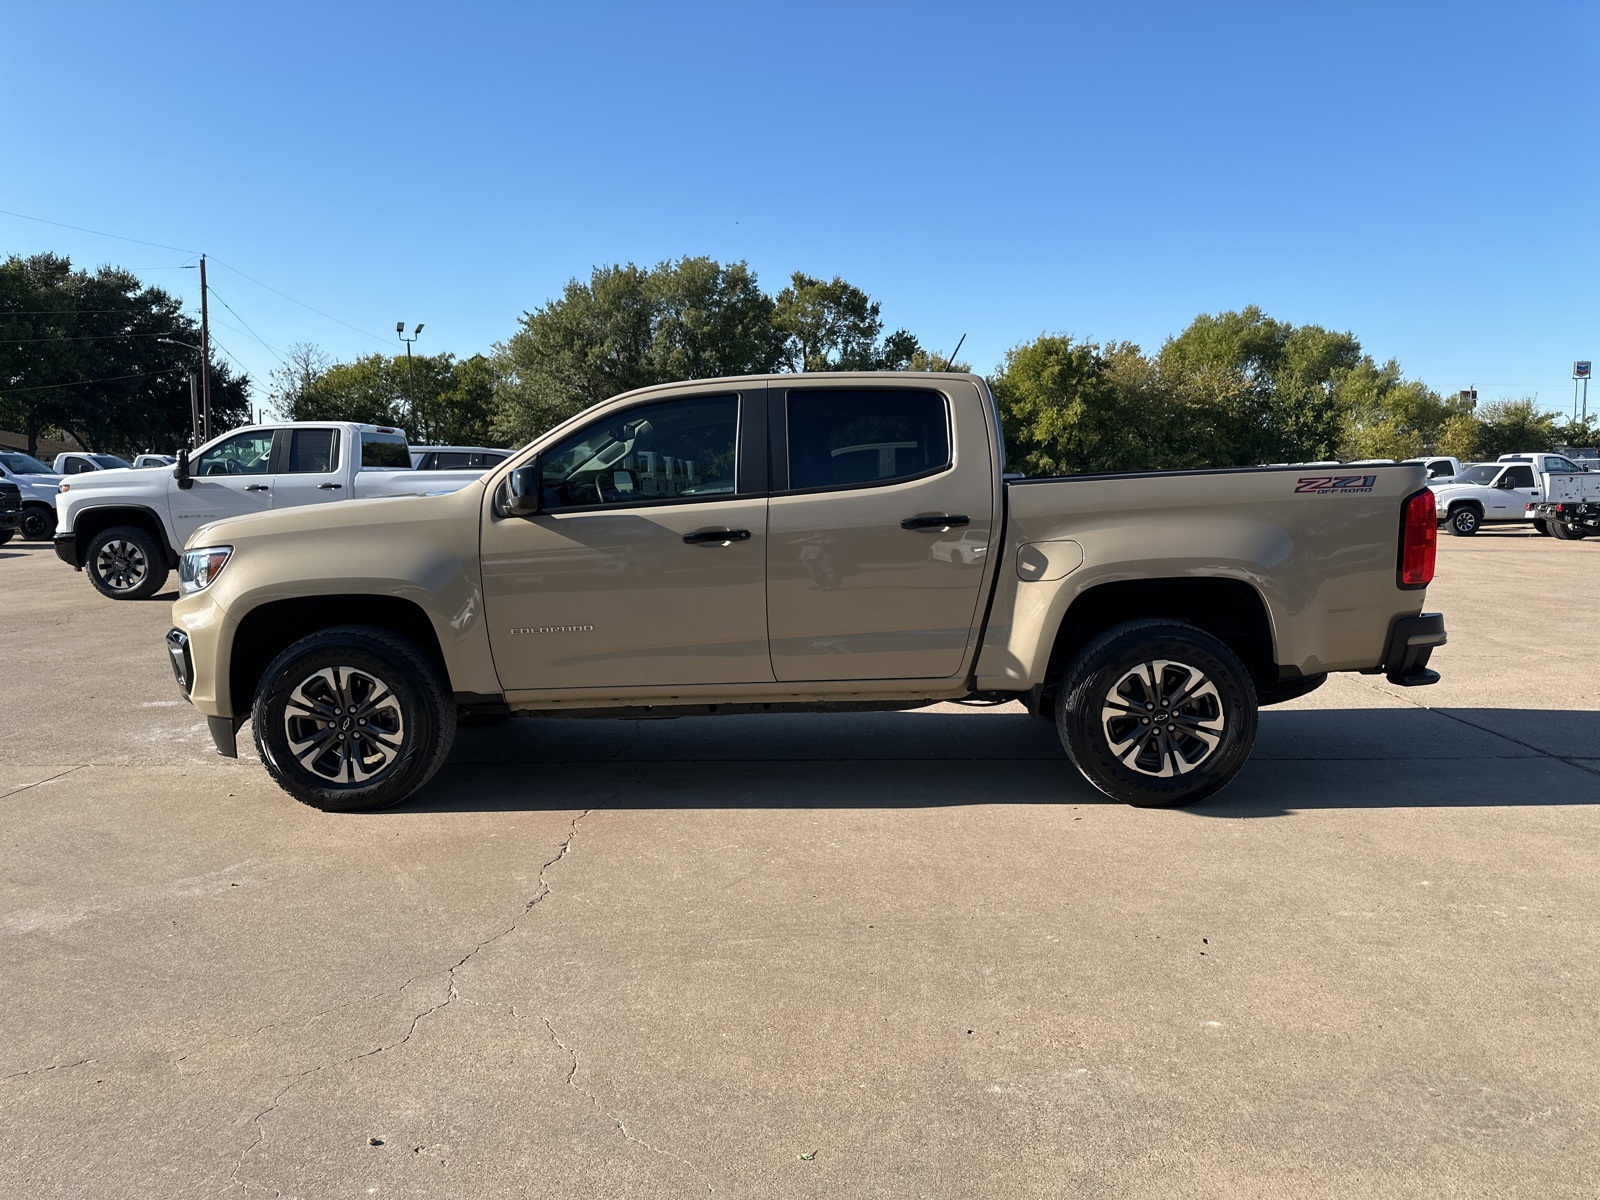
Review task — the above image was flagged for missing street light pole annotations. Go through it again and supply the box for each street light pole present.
[396,321,424,435]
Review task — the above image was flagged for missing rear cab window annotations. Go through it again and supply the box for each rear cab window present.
[360,432,411,469]
[285,429,340,474]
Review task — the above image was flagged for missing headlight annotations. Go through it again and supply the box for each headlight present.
[179,546,232,596]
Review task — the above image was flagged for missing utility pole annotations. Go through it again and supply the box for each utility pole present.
[397,321,424,434]
[198,255,212,441]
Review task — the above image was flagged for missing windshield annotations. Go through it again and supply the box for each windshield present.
[0,452,54,474]
[1452,465,1500,485]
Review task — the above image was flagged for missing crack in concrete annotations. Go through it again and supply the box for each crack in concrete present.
[1,1056,89,1082]
[226,808,595,1193]
[539,1016,714,1196]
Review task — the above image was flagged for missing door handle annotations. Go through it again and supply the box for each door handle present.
[683,528,751,545]
[244,484,270,492]
[318,482,343,490]
[901,514,970,530]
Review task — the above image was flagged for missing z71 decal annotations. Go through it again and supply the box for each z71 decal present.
[1295,475,1376,494]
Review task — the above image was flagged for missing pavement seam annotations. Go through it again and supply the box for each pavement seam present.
[538,1015,714,1196]
[0,765,86,802]
[1349,676,1600,778]
[225,807,594,1195]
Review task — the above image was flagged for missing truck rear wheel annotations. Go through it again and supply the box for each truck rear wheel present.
[86,524,170,600]
[1549,521,1588,541]
[1533,519,1552,536]
[1446,506,1480,536]
[1056,620,1258,808]
[252,626,457,812]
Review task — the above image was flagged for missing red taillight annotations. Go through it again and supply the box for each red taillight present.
[1400,488,1436,588]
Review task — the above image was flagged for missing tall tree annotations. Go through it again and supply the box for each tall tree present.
[772,273,919,372]
[0,253,248,455]
[286,351,497,446]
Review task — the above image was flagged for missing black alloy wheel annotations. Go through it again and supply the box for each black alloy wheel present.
[1056,620,1258,808]
[252,626,456,811]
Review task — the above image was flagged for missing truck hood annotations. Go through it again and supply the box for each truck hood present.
[190,480,488,550]
[59,466,154,493]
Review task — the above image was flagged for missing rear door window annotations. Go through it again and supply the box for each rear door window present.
[785,389,950,491]
[284,429,340,473]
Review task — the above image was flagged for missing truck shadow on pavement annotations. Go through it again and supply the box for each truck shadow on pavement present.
[399,706,1600,818]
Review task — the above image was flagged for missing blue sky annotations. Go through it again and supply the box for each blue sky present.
[4,1,1595,413]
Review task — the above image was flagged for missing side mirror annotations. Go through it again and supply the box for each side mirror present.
[175,449,193,490]
[1496,476,1516,489]
[506,461,541,517]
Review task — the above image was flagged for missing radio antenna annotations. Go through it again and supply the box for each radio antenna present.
[943,333,967,371]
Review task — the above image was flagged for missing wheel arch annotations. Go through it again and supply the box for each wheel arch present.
[1035,577,1278,720]
[70,505,176,567]
[228,596,450,720]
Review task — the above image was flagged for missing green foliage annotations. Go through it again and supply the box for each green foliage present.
[282,347,496,446]
[1472,399,1558,460]
[491,259,923,444]
[491,259,787,445]
[0,252,248,456]
[772,273,919,372]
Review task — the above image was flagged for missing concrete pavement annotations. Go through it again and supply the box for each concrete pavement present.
[1,530,1596,1197]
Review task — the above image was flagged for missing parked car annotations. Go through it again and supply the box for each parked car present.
[0,479,20,545]
[54,422,488,600]
[164,372,1445,814]
[133,454,177,468]
[1404,456,1463,482]
[410,445,512,470]
[53,452,134,474]
[1430,462,1543,535]
[0,450,66,541]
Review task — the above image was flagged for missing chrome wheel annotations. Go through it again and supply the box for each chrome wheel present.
[1100,659,1226,778]
[94,538,148,592]
[282,666,406,784]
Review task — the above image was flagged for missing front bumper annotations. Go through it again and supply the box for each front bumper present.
[167,624,239,758]
[53,532,78,567]
[1372,612,1446,686]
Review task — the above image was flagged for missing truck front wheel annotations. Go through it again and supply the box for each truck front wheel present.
[19,505,55,541]
[1056,620,1258,808]
[86,525,170,600]
[1446,506,1480,536]
[252,626,457,812]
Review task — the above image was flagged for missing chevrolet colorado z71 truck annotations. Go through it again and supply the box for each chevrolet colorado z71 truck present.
[165,373,1445,811]
[54,422,487,600]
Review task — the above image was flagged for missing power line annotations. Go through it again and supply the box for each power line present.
[0,207,201,255]
[209,257,390,346]
[204,283,286,366]
[0,369,184,397]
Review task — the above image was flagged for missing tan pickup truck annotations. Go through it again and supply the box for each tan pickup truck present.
[165,372,1445,811]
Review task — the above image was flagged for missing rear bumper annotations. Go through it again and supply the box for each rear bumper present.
[1373,612,1446,686]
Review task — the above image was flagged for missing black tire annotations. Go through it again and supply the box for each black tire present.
[0,529,12,546]
[1056,620,1258,808]
[1533,519,1551,537]
[18,505,55,542]
[85,524,170,600]
[252,626,456,812]
[1549,521,1588,542]
[1446,505,1480,537]
[1256,672,1327,707]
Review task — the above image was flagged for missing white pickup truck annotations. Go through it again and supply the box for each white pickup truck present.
[54,421,487,600]
[1528,469,1600,541]
[0,450,66,542]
